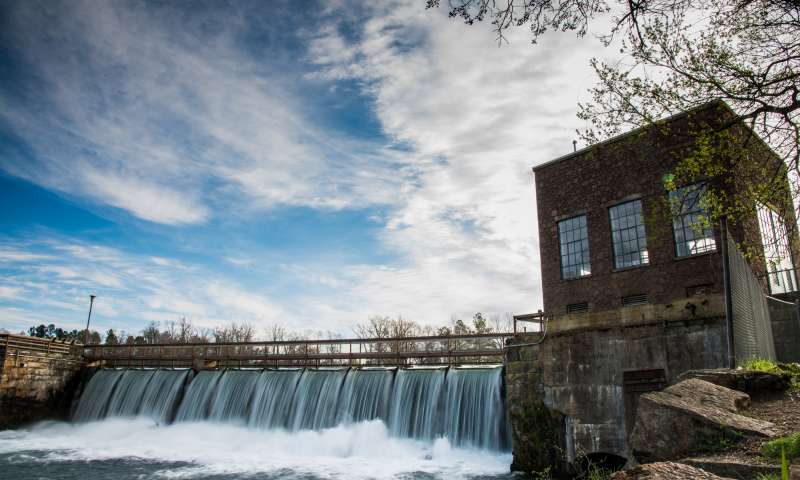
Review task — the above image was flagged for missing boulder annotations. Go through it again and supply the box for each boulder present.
[609,462,733,479]
[678,369,790,394]
[629,379,776,462]
[664,378,750,411]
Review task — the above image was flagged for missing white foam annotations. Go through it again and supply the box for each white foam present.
[0,419,511,479]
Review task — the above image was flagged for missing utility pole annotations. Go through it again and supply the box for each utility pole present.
[84,294,96,345]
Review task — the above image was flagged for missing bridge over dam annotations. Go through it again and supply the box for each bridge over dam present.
[0,304,735,476]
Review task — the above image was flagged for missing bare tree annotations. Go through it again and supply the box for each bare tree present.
[213,321,256,343]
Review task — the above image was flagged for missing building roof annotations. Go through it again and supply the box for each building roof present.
[532,100,733,173]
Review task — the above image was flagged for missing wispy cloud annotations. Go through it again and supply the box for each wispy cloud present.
[0,0,403,226]
[0,0,619,334]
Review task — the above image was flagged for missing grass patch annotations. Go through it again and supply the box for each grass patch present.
[763,433,800,463]
[742,358,782,373]
[586,465,618,480]
[741,358,800,390]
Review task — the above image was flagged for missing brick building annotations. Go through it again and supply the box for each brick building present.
[533,100,798,319]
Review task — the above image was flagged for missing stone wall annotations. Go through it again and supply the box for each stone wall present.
[768,296,800,363]
[504,300,728,474]
[0,342,85,429]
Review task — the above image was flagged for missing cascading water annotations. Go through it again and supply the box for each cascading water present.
[174,370,224,421]
[138,369,190,422]
[443,366,509,450]
[388,368,446,441]
[72,369,124,421]
[248,369,302,429]
[105,369,156,417]
[289,368,347,431]
[208,370,260,423]
[73,369,189,422]
[72,365,510,452]
[336,368,394,424]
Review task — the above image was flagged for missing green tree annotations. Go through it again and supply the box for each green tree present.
[105,329,119,345]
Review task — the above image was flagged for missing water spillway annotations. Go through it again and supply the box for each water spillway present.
[73,366,510,451]
[73,368,189,422]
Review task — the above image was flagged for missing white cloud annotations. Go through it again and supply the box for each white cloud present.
[0,286,21,299]
[291,1,613,326]
[0,238,288,334]
[0,0,403,225]
[0,248,53,263]
[0,2,622,334]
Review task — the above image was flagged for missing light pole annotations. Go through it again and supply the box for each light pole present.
[84,295,96,345]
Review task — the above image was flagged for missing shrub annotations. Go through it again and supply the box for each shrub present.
[741,358,800,390]
[763,433,800,463]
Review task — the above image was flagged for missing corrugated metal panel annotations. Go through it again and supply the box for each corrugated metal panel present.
[727,233,776,362]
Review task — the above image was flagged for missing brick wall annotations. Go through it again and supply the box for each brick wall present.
[534,101,785,316]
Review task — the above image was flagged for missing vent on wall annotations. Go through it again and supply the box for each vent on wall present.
[622,293,648,307]
[566,302,589,314]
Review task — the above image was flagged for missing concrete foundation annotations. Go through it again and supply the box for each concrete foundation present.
[505,294,729,474]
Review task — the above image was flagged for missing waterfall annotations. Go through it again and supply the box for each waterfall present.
[73,369,188,423]
[336,368,394,424]
[73,365,510,451]
[73,369,124,421]
[443,367,509,450]
[106,369,156,417]
[387,368,446,441]
[173,370,223,422]
[138,369,189,422]
[248,369,302,429]
[288,368,347,431]
[208,370,260,423]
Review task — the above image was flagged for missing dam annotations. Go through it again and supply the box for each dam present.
[71,366,511,451]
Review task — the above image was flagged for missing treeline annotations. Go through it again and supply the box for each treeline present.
[25,312,513,346]
[26,324,102,344]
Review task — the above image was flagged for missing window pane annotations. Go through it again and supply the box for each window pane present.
[670,184,716,257]
[758,203,797,294]
[609,199,649,269]
[558,215,591,279]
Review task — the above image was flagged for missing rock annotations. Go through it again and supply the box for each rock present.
[678,369,790,394]
[609,462,733,479]
[629,379,777,462]
[682,457,783,479]
[664,378,750,411]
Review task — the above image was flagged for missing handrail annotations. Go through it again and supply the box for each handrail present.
[83,331,513,349]
[0,333,82,356]
[82,332,515,366]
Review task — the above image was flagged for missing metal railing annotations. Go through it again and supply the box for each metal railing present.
[82,332,515,368]
[762,267,799,295]
[0,333,84,362]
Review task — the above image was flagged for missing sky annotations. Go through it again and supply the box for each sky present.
[0,0,614,337]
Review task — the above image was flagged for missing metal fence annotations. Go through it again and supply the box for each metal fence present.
[726,233,777,363]
[82,332,515,368]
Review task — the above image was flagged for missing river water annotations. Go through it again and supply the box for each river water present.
[0,366,516,479]
[0,419,514,479]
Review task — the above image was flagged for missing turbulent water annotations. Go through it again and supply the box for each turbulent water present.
[0,366,514,479]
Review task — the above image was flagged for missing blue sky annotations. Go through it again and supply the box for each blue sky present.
[0,0,612,337]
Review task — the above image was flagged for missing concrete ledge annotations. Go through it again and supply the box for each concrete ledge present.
[547,294,726,334]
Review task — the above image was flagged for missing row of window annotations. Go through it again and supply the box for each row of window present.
[558,186,716,280]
